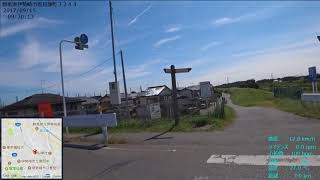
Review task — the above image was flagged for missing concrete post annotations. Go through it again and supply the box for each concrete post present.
[101,126,108,145]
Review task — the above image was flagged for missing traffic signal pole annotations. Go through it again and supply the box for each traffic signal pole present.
[59,40,73,135]
[59,36,88,136]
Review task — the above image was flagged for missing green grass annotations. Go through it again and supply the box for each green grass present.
[258,79,319,93]
[109,105,236,133]
[227,88,275,107]
[211,105,236,130]
[227,88,320,119]
[63,105,236,134]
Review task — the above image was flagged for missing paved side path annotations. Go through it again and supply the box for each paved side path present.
[64,94,320,180]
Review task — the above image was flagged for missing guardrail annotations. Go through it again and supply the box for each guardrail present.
[63,113,117,144]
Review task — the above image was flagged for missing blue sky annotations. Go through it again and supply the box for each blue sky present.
[1,1,320,104]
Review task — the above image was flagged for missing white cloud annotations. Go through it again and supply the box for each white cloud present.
[117,32,151,47]
[165,25,181,33]
[126,59,165,79]
[153,35,181,48]
[212,14,253,26]
[181,58,210,68]
[89,28,111,48]
[212,6,285,27]
[232,39,316,57]
[17,38,96,75]
[0,17,63,38]
[0,61,40,87]
[128,4,152,26]
[200,41,221,51]
[214,17,233,25]
[184,45,320,86]
[1,21,38,37]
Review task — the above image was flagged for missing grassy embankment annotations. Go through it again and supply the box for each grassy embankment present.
[225,88,320,119]
[67,105,236,134]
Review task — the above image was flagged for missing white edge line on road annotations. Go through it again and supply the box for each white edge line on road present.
[104,147,176,152]
[206,155,320,166]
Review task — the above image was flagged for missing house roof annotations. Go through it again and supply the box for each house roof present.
[140,85,171,97]
[77,97,100,105]
[184,85,200,91]
[120,93,138,99]
[90,96,102,101]
[0,93,84,111]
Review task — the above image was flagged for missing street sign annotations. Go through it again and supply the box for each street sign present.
[308,66,317,82]
[164,67,192,73]
[80,34,88,44]
[163,65,191,126]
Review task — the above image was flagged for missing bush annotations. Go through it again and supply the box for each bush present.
[191,116,209,127]
[212,99,225,119]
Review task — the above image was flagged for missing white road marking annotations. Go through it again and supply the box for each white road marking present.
[206,155,320,166]
[104,147,177,152]
[193,176,209,180]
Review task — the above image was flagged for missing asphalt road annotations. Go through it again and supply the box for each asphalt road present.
[64,94,320,180]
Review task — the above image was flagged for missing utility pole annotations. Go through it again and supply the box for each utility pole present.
[41,80,45,94]
[120,50,130,119]
[109,0,117,83]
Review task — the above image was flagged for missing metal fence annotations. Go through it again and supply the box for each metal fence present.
[273,86,303,99]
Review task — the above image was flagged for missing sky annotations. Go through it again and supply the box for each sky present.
[1,1,320,104]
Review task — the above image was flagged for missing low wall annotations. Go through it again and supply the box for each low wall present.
[301,93,320,103]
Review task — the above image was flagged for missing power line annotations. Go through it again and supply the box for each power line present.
[64,56,113,81]
[3,56,114,95]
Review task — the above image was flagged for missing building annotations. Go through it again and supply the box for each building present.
[99,94,111,113]
[200,81,214,98]
[138,85,172,105]
[0,93,84,117]
[78,96,101,114]
[136,85,172,119]
[178,85,200,99]
[177,85,201,113]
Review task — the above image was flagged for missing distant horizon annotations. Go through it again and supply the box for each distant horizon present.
[1,1,320,104]
[2,72,318,107]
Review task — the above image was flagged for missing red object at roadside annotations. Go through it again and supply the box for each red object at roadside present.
[37,101,53,117]
[32,149,37,154]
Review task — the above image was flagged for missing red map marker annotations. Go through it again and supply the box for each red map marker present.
[32,149,37,155]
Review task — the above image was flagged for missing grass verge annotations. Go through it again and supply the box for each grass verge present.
[63,105,236,134]
[108,105,236,133]
[227,88,320,119]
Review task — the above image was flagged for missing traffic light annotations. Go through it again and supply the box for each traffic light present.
[74,37,83,50]
[74,34,89,50]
